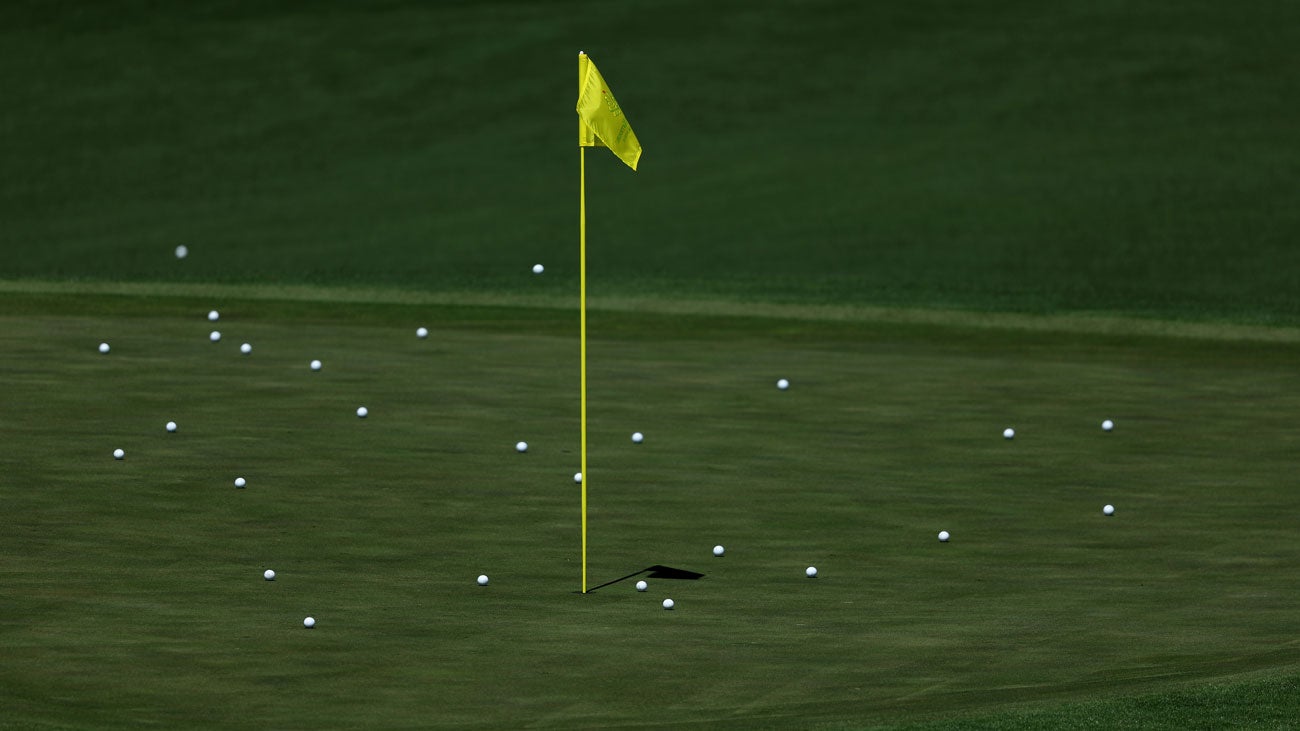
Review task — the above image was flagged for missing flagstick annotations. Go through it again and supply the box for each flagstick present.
[580,145,588,594]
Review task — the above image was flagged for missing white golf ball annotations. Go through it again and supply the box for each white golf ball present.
[631,432,644,444]
[264,569,275,581]
[805,566,818,578]
[477,574,489,586]
[234,477,246,488]
[662,598,674,610]
[713,545,725,557]
[938,530,950,542]
[1103,504,1115,516]
[98,342,110,354]
[635,580,648,592]
[532,264,544,274]
[1102,419,1114,432]
[516,441,528,453]
[416,327,429,339]
[573,472,582,484]
[165,421,177,433]
[112,448,125,460]
[777,378,790,390]
[356,406,368,418]
[240,343,252,355]
[174,245,188,259]
[1003,427,1015,440]
[310,359,322,371]
[303,616,315,629]
[207,310,219,322]
[209,330,221,342]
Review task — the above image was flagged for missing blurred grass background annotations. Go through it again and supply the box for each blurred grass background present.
[2,0,1298,320]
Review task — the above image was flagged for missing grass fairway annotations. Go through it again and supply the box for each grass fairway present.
[3,292,1299,729]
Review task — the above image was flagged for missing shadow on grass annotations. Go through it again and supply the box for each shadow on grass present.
[584,565,704,593]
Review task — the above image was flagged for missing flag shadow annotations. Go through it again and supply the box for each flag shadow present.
[584,564,704,593]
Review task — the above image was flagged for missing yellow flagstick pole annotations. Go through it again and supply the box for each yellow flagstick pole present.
[580,145,588,594]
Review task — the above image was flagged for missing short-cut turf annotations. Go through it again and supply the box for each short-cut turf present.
[1,293,1298,729]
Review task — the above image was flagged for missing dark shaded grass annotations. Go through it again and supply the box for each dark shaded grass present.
[2,1,1300,322]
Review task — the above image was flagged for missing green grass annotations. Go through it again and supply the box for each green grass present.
[4,1,1300,726]
[3,291,1299,729]
[2,0,1300,321]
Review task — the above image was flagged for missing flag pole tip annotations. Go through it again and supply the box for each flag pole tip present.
[578,50,586,56]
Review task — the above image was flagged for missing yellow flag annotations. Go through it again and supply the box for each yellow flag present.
[577,53,642,171]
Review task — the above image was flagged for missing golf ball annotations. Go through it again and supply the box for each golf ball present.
[631,432,644,444]
[310,359,322,371]
[777,378,790,390]
[356,406,368,418]
[573,472,582,484]
[416,327,429,339]
[209,330,221,342]
[532,264,544,274]
[662,598,674,610]
[207,310,219,322]
[938,530,950,542]
[174,245,188,259]
[234,477,246,488]
[1102,419,1114,432]
[98,342,110,354]
[1003,427,1015,440]
[805,566,818,578]
[112,448,125,460]
[713,545,725,557]
[264,569,275,581]
[303,616,315,629]
[165,421,177,433]
[240,343,252,355]
[1103,504,1115,516]
[516,441,528,453]
[477,574,489,586]
[635,580,648,592]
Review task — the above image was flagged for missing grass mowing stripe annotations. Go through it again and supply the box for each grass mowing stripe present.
[5,281,1300,346]
[3,306,1299,728]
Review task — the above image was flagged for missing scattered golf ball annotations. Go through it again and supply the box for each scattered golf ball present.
[310,359,322,371]
[264,569,275,581]
[713,545,725,557]
[416,327,429,339]
[165,421,177,433]
[1003,427,1015,440]
[207,310,219,322]
[516,441,528,453]
[777,378,790,390]
[573,472,582,484]
[234,477,246,488]
[635,580,648,592]
[303,616,315,629]
[477,574,489,586]
[98,342,110,354]
[532,264,544,274]
[174,245,188,259]
[356,406,368,418]
[938,530,950,542]
[112,448,125,460]
[209,330,221,342]
[631,432,644,444]
[1102,419,1114,432]
[1103,504,1115,516]
[662,598,675,610]
[240,343,252,355]
[805,566,818,578]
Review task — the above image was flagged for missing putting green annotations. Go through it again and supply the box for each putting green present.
[2,291,1298,729]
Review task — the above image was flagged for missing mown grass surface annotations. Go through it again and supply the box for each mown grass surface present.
[2,293,1298,729]
[2,1,1299,321]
